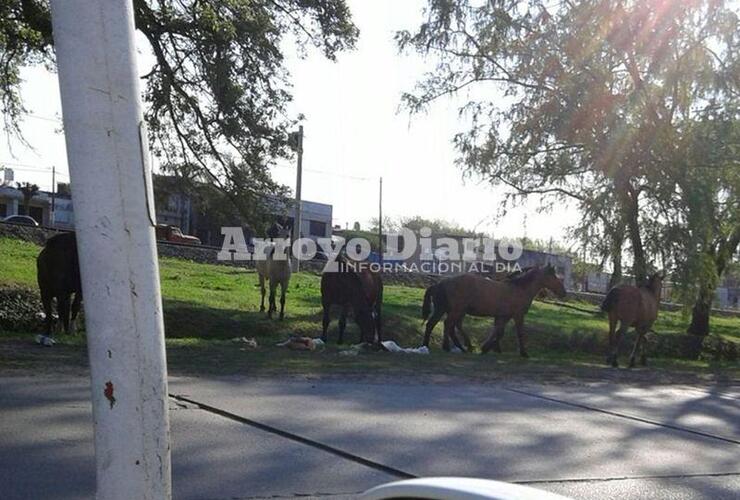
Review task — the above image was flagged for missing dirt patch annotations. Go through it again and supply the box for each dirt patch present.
[1,336,737,389]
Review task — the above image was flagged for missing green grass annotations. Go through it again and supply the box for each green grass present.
[1,236,738,378]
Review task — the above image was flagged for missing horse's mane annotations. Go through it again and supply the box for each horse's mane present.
[506,266,541,287]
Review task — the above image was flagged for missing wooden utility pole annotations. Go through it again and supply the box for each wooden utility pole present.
[378,177,383,265]
[50,165,56,227]
[293,125,304,272]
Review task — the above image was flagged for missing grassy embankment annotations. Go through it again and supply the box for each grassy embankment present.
[1,236,737,378]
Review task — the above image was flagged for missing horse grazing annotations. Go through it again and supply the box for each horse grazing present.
[37,232,83,337]
[321,261,383,344]
[601,273,663,368]
[255,223,291,319]
[422,265,566,356]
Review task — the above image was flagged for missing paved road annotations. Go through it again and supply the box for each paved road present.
[1,375,738,499]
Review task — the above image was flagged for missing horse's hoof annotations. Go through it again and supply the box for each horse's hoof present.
[628,359,636,369]
[260,307,265,312]
[639,356,647,366]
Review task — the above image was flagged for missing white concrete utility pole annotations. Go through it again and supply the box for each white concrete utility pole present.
[50,1,172,499]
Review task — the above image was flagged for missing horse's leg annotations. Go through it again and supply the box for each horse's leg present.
[268,281,277,319]
[321,303,331,342]
[58,294,71,336]
[606,313,617,366]
[629,327,647,368]
[423,309,444,347]
[441,325,450,351]
[70,292,82,334]
[338,305,348,344]
[610,321,628,368]
[278,280,286,320]
[456,319,473,352]
[258,274,266,312]
[374,301,382,344]
[639,331,648,366]
[40,289,54,337]
[481,316,507,354]
[513,315,529,358]
[493,317,510,353]
[444,316,465,352]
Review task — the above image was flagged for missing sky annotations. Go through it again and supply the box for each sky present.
[0,0,579,243]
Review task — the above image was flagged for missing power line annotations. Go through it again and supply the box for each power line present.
[272,163,373,181]
[23,112,63,123]
[0,163,69,177]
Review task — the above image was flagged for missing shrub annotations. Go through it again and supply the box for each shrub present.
[0,285,44,332]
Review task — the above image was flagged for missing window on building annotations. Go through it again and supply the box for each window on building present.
[0,203,6,217]
[309,220,327,237]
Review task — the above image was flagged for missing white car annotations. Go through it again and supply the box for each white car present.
[361,478,571,500]
[2,215,39,226]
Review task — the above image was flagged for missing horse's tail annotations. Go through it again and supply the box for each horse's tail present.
[421,284,437,321]
[601,287,620,313]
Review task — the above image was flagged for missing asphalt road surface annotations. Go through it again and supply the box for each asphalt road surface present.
[1,375,738,499]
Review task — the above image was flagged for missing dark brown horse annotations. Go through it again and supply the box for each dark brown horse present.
[601,273,663,367]
[321,261,383,344]
[37,232,83,337]
[422,265,566,356]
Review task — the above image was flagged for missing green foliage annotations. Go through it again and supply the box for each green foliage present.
[369,215,475,236]
[1,0,358,225]
[658,116,740,321]
[399,0,738,305]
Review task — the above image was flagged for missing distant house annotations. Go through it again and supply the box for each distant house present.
[0,184,69,227]
[152,175,333,246]
[282,199,333,240]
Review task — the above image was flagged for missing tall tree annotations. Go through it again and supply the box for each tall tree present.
[16,181,39,216]
[660,115,740,336]
[0,0,358,227]
[398,0,739,284]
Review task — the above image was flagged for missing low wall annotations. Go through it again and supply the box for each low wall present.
[567,290,740,318]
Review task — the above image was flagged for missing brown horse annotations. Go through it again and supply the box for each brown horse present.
[321,261,383,344]
[37,232,83,337]
[601,273,663,368]
[422,265,566,356]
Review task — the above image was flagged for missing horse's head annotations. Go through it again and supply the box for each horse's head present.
[646,272,665,299]
[542,264,567,298]
[267,221,292,240]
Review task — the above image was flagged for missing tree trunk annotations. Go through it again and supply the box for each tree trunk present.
[607,224,625,290]
[688,228,740,337]
[687,287,712,337]
[608,252,622,290]
[624,195,647,284]
[615,175,647,284]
